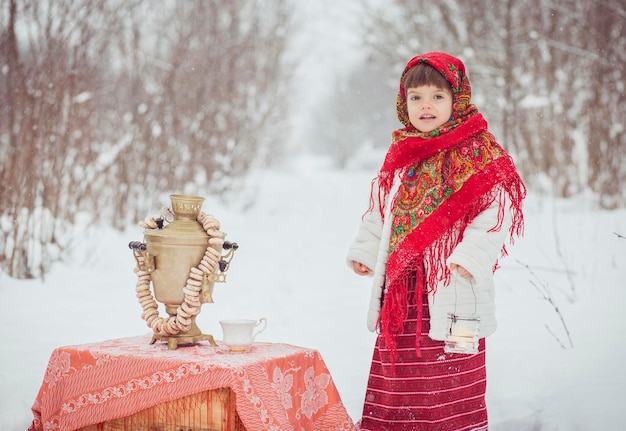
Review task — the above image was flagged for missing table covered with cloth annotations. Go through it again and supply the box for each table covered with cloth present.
[28,335,356,431]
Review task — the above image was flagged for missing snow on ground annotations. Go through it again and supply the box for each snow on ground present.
[1,158,625,430]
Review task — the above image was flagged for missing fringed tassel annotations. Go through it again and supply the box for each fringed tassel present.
[492,171,527,265]
[380,264,430,374]
[506,173,527,241]
[380,271,410,353]
[364,170,398,222]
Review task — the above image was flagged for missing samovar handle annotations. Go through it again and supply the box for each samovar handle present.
[218,241,239,272]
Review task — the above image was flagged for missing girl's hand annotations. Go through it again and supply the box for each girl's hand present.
[352,261,371,276]
[450,263,473,279]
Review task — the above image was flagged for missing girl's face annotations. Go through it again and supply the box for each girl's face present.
[405,85,453,133]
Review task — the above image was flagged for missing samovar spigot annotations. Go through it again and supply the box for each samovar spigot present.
[128,241,155,273]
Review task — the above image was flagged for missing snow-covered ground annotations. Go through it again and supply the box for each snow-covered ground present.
[1,158,625,430]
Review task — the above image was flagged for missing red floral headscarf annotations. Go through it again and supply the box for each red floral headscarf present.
[396,52,476,132]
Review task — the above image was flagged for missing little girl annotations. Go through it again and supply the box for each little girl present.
[347,52,525,430]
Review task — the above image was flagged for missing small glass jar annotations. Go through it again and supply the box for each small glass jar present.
[444,313,481,354]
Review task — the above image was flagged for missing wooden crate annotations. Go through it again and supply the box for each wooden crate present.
[78,387,246,431]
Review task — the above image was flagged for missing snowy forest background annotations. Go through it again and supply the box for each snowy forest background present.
[1,1,626,429]
[1,0,624,280]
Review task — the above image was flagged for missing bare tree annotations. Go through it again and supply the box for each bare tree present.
[103,0,292,228]
[0,0,130,277]
[583,1,626,208]
[0,0,292,278]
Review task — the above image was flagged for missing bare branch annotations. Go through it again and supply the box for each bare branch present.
[518,259,574,349]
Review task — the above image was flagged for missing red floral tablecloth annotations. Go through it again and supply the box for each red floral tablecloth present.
[28,335,356,431]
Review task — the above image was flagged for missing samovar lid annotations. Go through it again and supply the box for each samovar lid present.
[143,195,208,244]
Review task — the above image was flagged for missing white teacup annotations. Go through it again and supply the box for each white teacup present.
[219,318,267,352]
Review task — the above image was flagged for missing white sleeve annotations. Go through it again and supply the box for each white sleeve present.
[447,197,512,284]
[346,190,384,273]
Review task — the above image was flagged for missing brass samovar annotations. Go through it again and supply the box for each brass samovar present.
[129,194,237,350]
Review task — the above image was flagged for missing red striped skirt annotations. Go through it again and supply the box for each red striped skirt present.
[359,291,488,431]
